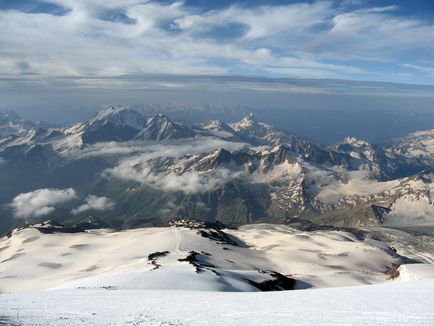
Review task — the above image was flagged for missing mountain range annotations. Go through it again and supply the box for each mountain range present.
[0,106,433,233]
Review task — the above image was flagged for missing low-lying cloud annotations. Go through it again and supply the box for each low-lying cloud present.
[10,188,77,218]
[73,137,247,160]
[108,162,244,194]
[71,195,115,215]
[103,138,247,194]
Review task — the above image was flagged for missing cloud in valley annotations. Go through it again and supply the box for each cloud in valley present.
[103,138,247,193]
[71,195,115,215]
[108,162,244,194]
[10,188,77,218]
[75,137,247,159]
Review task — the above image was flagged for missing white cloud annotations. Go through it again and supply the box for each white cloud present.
[319,7,434,60]
[126,166,240,193]
[403,64,434,76]
[174,2,332,40]
[71,195,115,215]
[10,188,77,218]
[107,161,244,194]
[103,138,247,194]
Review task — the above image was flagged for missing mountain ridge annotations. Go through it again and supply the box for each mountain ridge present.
[0,106,433,232]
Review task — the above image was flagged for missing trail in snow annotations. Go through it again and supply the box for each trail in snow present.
[154,227,185,265]
[174,227,183,254]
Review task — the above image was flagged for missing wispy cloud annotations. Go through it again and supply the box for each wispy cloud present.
[403,64,434,76]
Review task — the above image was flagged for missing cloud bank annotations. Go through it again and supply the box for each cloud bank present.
[10,188,77,218]
[108,162,244,194]
[76,137,247,159]
[103,138,247,193]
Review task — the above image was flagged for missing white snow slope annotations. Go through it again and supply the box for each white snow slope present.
[0,224,404,292]
[0,280,433,325]
[1,225,434,325]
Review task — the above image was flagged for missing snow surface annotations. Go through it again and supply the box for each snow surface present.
[229,224,397,288]
[0,224,402,292]
[386,196,434,226]
[0,280,433,325]
[1,225,434,325]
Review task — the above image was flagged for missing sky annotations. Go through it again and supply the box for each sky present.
[1,0,434,120]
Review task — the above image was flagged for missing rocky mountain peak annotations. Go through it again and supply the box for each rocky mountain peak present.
[341,136,371,148]
[89,106,146,130]
[135,113,195,141]
[231,113,258,131]
[203,120,229,130]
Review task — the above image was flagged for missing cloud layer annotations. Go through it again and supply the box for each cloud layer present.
[1,1,434,84]
[108,162,244,194]
[10,188,77,218]
[103,138,247,193]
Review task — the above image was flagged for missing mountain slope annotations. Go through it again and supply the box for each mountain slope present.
[387,129,434,170]
[0,223,405,292]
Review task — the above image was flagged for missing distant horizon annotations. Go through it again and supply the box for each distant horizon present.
[2,74,434,126]
[2,0,434,128]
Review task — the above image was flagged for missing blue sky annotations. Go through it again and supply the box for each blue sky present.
[1,0,434,86]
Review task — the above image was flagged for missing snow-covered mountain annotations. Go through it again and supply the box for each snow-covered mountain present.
[229,113,318,148]
[0,109,38,137]
[1,222,428,292]
[1,108,434,325]
[111,141,432,227]
[387,129,434,167]
[1,221,433,325]
[135,113,196,141]
[55,107,196,153]
[199,120,241,141]
[0,106,433,232]
[329,136,392,178]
